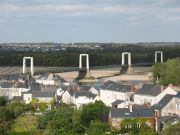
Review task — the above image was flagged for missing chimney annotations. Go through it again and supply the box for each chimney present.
[168,84,173,88]
[129,104,133,113]
[77,86,80,91]
[131,85,136,92]
[160,85,164,92]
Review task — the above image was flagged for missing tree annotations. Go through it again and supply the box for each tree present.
[162,123,180,135]
[81,101,109,127]
[10,115,38,133]
[39,104,75,134]
[38,110,55,129]
[72,110,84,133]
[0,96,7,106]
[152,58,180,85]
[87,121,110,135]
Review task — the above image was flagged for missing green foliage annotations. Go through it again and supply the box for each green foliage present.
[0,102,33,135]
[81,101,110,127]
[11,115,38,133]
[38,104,75,134]
[0,45,180,67]
[72,110,85,133]
[120,118,156,135]
[37,102,110,135]
[0,96,7,106]
[87,121,110,135]
[38,111,55,129]
[153,58,180,85]
[162,122,180,135]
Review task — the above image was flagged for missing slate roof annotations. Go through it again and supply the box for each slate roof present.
[159,115,180,124]
[32,91,55,98]
[67,85,92,92]
[16,83,29,89]
[74,91,97,99]
[101,80,116,89]
[111,100,124,105]
[30,83,41,91]
[135,84,165,96]
[153,94,174,110]
[110,107,154,118]
[41,86,59,92]
[175,92,180,98]
[101,82,131,93]
[78,85,92,91]
[1,74,25,81]
[0,82,14,88]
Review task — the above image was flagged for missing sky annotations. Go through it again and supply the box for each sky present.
[0,0,180,43]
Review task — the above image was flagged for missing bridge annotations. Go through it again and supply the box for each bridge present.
[0,62,154,75]
[0,51,163,79]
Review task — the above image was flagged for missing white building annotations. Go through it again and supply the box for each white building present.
[72,91,98,109]
[111,100,134,108]
[35,73,65,86]
[62,90,99,109]
[100,81,134,106]
[23,91,56,110]
[0,82,30,100]
[134,84,177,106]
[62,90,73,104]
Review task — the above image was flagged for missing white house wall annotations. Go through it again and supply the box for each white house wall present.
[62,91,73,104]
[73,96,94,109]
[134,94,156,105]
[89,87,99,95]
[156,87,177,103]
[23,93,32,104]
[100,89,129,106]
[36,80,55,85]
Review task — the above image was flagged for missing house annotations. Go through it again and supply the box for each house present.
[153,93,180,117]
[72,91,98,109]
[23,91,56,111]
[0,82,30,100]
[134,84,177,106]
[35,73,66,86]
[156,115,180,132]
[111,100,134,108]
[62,90,73,104]
[89,85,101,95]
[109,106,155,129]
[100,81,134,106]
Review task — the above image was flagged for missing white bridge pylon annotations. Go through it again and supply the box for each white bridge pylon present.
[22,57,34,76]
[155,51,163,63]
[79,54,89,72]
[122,52,131,66]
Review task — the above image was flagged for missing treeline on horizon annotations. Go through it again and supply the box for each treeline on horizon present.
[0,45,180,67]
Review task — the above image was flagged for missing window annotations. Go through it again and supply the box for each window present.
[36,106,40,110]
[46,105,51,110]
[155,110,159,117]
[135,123,140,128]
[46,98,49,102]
[176,104,180,110]
[36,99,39,102]
[145,122,151,127]
[28,97,30,101]
[126,124,131,128]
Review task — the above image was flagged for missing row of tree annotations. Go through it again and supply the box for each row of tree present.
[0,97,33,135]
[0,45,180,66]
[152,58,180,85]
[38,101,110,135]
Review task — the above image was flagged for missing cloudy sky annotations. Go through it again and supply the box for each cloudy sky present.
[0,0,180,43]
